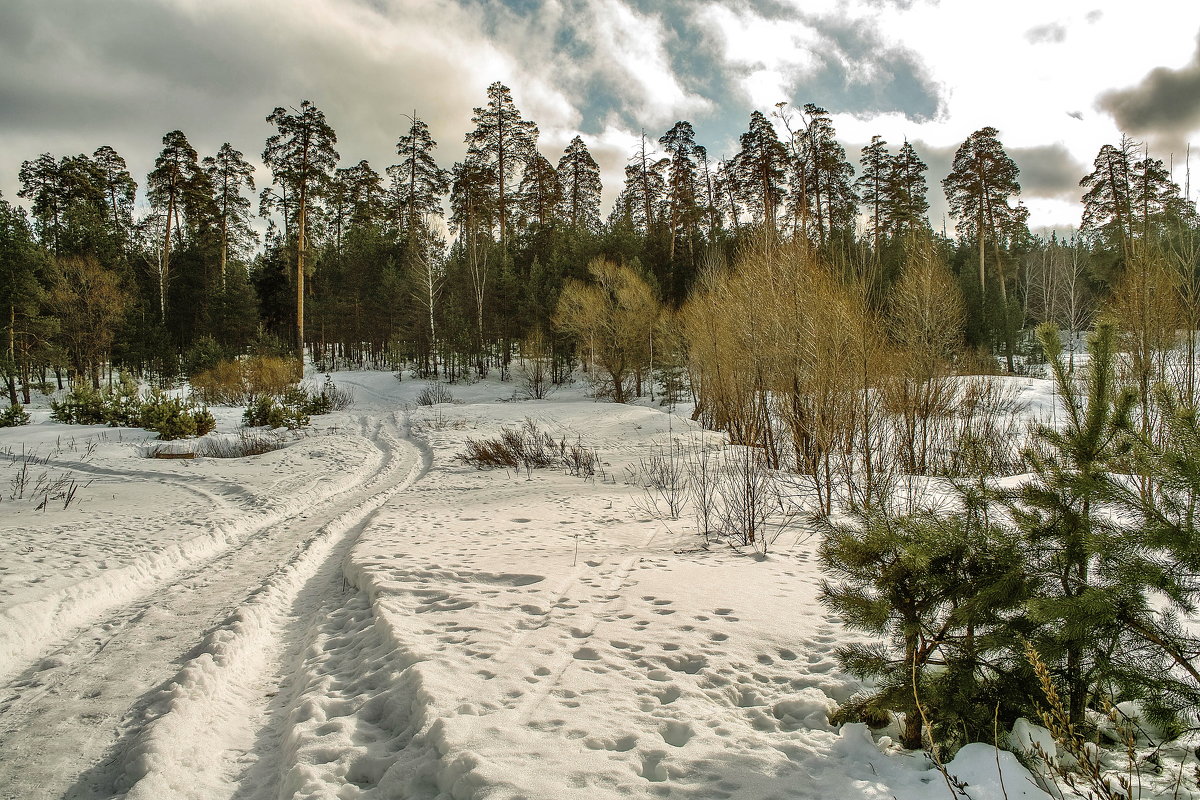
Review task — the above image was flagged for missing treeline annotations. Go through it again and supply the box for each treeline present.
[1,83,1198,402]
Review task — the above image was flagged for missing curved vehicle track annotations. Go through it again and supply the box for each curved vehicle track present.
[0,412,425,800]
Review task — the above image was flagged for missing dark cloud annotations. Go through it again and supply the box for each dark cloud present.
[1097,34,1200,149]
[1025,22,1066,45]
[1009,143,1086,200]
[0,0,517,204]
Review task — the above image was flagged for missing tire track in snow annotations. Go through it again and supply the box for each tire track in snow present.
[116,415,431,800]
[0,415,415,800]
[0,426,380,687]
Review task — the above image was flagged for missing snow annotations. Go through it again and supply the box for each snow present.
[0,368,1183,799]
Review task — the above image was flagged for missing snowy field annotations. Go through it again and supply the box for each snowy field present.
[0,370,1105,799]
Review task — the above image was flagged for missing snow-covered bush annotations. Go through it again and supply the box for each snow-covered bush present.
[196,429,287,458]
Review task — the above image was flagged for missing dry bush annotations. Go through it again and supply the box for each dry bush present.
[191,356,303,404]
[634,441,690,519]
[881,237,970,476]
[715,445,797,555]
[1109,247,1184,442]
[245,356,303,397]
[190,360,246,404]
[889,236,965,379]
[555,258,663,403]
[515,330,557,400]
[458,419,598,478]
[196,430,287,458]
[416,383,455,406]
[683,238,891,513]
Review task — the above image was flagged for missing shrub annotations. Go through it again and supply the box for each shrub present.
[243,395,309,430]
[49,382,213,440]
[458,419,598,478]
[139,390,216,440]
[50,386,109,425]
[105,374,144,427]
[190,359,248,404]
[196,429,287,458]
[245,356,302,397]
[0,403,31,427]
[416,383,454,406]
[191,356,303,404]
[317,375,353,411]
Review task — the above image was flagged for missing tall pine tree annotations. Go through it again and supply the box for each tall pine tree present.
[263,100,340,354]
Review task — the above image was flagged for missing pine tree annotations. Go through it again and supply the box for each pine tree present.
[555,135,602,232]
[1129,152,1183,240]
[1080,136,1137,260]
[327,161,384,254]
[0,196,51,405]
[713,159,744,232]
[856,136,891,254]
[658,120,702,259]
[515,153,561,233]
[942,127,1022,300]
[92,145,137,248]
[464,82,538,246]
[614,135,667,234]
[202,143,255,291]
[387,113,450,232]
[450,159,498,370]
[263,100,340,354]
[943,126,1024,369]
[695,145,721,236]
[731,110,788,231]
[819,491,1027,750]
[147,130,204,319]
[798,104,856,246]
[1010,324,1134,727]
[886,140,930,239]
[18,154,66,253]
[341,160,385,228]
[1102,386,1200,725]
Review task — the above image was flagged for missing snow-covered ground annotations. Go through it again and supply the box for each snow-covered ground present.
[0,370,1097,799]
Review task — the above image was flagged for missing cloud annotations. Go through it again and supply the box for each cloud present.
[1097,34,1200,149]
[1025,22,1066,44]
[1009,143,1086,200]
[699,2,944,121]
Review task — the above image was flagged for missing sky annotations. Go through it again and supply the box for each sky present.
[2,0,1200,235]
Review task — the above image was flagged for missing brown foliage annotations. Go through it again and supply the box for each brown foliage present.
[190,356,303,404]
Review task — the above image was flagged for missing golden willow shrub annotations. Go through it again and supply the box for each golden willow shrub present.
[682,238,891,512]
[190,356,303,404]
[554,258,665,403]
[682,234,1021,513]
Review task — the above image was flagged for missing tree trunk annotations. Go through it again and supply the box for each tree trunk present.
[297,190,307,358]
[161,191,175,320]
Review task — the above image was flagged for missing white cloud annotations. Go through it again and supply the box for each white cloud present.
[584,0,710,126]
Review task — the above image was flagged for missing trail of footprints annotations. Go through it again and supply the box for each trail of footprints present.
[373,554,852,792]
